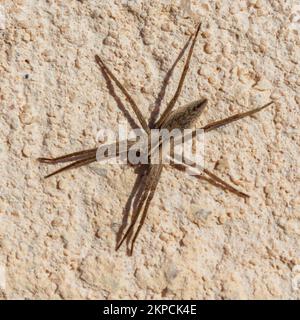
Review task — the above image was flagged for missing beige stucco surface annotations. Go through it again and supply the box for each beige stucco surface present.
[0,0,299,299]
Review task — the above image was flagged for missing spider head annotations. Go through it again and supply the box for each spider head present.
[162,98,208,130]
[181,98,208,128]
[188,98,208,115]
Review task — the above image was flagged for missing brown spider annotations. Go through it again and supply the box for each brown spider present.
[38,23,274,255]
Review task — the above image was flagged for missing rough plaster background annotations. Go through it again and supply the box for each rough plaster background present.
[0,0,299,299]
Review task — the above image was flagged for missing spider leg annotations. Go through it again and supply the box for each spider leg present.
[129,164,163,255]
[172,163,247,198]
[38,139,138,178]
[202,101,274,132]
[197,175,246,197]
[115,181,151,251]
[166,100,273,149]
[95,55,150,135]
[202,168,249,199]
[38,148,97,164]
[149,33,194,127]
[43,156,96,179]
[116,164,162,252]
[170,157,249,199]
[155,22,201,128]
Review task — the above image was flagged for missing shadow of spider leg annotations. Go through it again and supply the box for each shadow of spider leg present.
[202,168,249,198]
[128,164,163,255]
[95,55,149,135]
[155,22,202,129]
[116,164,163,255]
[41,156,97,179]
[171,159,248,199]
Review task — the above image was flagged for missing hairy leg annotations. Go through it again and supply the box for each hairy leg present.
[155,22,201,128]
[38,139,138,178]
[149,34,193,127]
[43,156,96,179]
[95,55,150,135]
[129,164,163,255]
[38,148,97,164]
[116,164,162,252]
[171,160,249,199]
[202,168,249,198]
[202,101,274,132]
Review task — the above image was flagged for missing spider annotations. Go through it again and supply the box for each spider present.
[38,23,274,255]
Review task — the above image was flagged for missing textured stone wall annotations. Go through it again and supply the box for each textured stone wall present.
[0,0,299,299]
